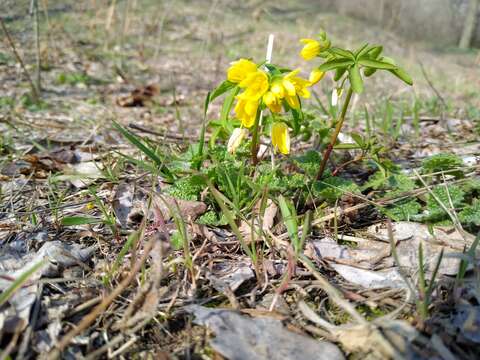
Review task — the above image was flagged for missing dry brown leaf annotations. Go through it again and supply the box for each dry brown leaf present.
[116,84,159,107]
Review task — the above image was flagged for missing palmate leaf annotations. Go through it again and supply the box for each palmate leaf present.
[349,64,364,93]
[317,58,355,72]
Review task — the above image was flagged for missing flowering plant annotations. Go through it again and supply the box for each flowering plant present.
[208,30,412,178]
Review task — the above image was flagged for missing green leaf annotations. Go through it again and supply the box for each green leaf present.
[278,195,299,251]
[195,91,211,171]
[61,216,101,226]
[290,105,303,136]
[421,185,465,222]
[354,43,370,58]
[361,45,383,59]
[292,150,321,177]
[388,67,413,86]
[209,126,223,148]
[350,132,365,148]
[349,64,364,93]
[421,153,463,175]
[333,143,361,150]
[203,91,211,117]
[170,230,183,250]
[107,230,140,279]
[317,58,355,72]
[358,58,397,70]
[210,80,236,103]
[165,175,206,201]
[220,86,240,127]
[327,47,355,60]
[112,121,174,181]
[364,67,377,77]
[313,177,359,202]
[334,67,348,81]
[207,179,253,258]
[370,46,383,59]
[386,199,422,221]
[459,200,480,226]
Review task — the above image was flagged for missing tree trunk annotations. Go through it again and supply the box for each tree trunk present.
[459,0,479,49]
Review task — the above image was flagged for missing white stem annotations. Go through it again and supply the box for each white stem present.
[258,34,274,160]
[262,34,275,167]
[266,33,274,64]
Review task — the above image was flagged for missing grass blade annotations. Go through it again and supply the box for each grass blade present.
[0,259,47,307]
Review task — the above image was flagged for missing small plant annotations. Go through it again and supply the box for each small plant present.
[114,30,415,263]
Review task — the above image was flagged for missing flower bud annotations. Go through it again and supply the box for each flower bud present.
[227,127,249,154]
[331,88,343,107]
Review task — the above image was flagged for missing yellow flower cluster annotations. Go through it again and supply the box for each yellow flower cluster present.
[226,59,316,154]
[299,33,331,86]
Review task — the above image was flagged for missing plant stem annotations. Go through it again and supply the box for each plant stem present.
[250,108,261,165]
[316,87,353,180]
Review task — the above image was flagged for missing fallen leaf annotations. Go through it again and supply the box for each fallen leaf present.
[153,195,207,222]
[208,260,254,292]
[187,305,345,360]
[330,263,406,289]
[367,221,475,276]
[116,84,159,107]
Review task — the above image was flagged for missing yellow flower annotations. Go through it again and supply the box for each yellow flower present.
[282,69,311,109]
[266,70,311,110]
[227,59,257,83]
[238,70,269,100]
[299,38,321,60]
[271,122,290,155]
[234,97,258,128]
[270,79,285,99]
[309,68,325,85]
[263,91,282,113]
[227,127,249,154]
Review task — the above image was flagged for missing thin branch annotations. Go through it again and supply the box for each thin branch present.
[0,17,40,102]
[419,61,447,110]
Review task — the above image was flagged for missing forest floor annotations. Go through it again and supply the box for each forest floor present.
[1,1,480,359]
